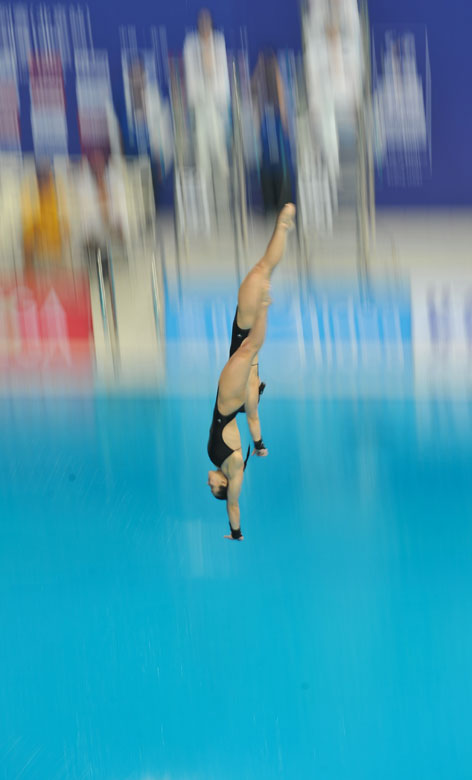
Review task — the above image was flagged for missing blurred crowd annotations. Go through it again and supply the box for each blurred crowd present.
[0,1,366,275]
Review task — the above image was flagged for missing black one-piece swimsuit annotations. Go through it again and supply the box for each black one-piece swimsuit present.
[207,393,240,468]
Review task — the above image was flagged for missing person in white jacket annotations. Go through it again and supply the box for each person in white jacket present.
[304,22,340,209]
[183,9,231,180]
[306,0,363,118]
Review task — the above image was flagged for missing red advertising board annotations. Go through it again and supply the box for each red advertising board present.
[0,272,94,378]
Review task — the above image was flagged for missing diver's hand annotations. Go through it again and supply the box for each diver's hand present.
[252,446,268,457]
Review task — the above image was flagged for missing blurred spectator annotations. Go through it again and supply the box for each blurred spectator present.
[22,160,68,271]
[328,0,363,118]
[122,57,173,206]
[373,35,427,168]
[306,0,363,119]
[304,0,363,209]
[75,150,130,257]
[304,10,336,160]
[251,49,292,214]
[183,9,230,180]
[0,156,23,269]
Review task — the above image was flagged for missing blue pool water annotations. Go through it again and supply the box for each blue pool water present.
[1,394,472,779]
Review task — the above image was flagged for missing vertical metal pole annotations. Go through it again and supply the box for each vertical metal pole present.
[356,106,368,284]
[234,59,248,255]
[362,0,376,253]
[105,247,120,375]
[106,246,119,343]
[170,57,189,275]
[96,247,119,377]
[96,248,109,340]
[356,0,375,286]
[294,54,308,284]
[231,57,243,285]
[151,251,162,347]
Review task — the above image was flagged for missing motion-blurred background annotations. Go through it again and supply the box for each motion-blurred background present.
[0,0,467,392]
[2,2,472,779]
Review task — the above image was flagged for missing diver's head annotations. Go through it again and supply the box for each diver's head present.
[207,469,228,500]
